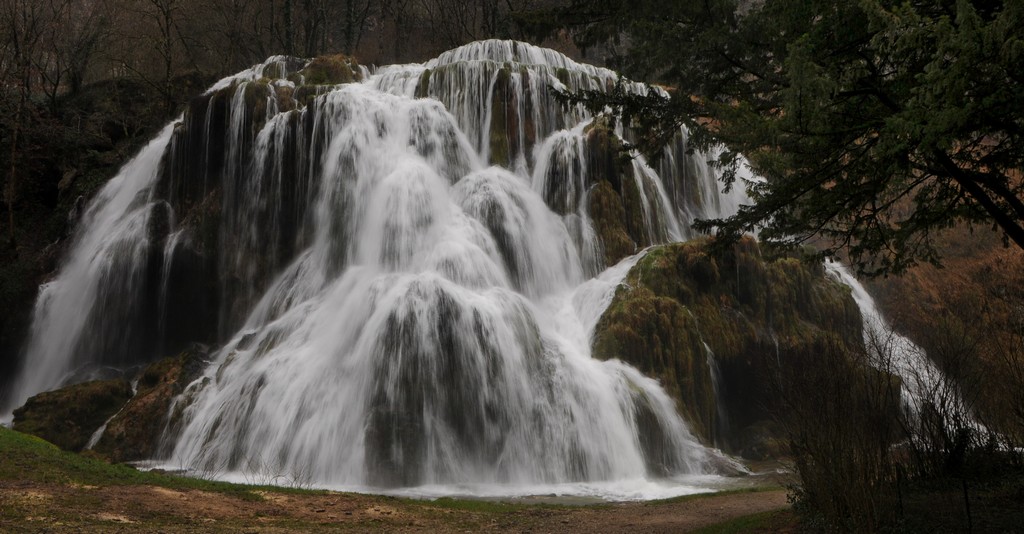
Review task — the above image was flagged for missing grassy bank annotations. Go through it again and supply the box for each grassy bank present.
[0,426,792,532]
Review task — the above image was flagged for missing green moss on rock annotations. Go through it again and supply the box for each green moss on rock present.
[293,85,329,107]
[12,379,133,452]
[274,84,296,113]
[487,66,541,169]
[93,345,209,462]
[588,180,637,264]
[581,116,662,267]
[555,67,571,86]
[489,67,515,167]
[519,67,539,160]
[594,286,717,439]
[592,237,863,453]
[243,81,270,131]
[261,62,285,80]
[298,54,361,85]
[415,69,432,98]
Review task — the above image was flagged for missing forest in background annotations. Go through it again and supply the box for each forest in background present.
[2,1,1022,531]
[0,0,577,389]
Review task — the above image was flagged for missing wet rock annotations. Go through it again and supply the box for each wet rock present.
[13,379,133,451]
[298,55,362,85]
[93,344,210,462]
[581,117,662,267]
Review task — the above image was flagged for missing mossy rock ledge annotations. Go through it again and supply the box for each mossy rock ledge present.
[592,237,864,458]
[584,117,647,267]
[92,344,210,462]
[11,345,209,462]
[535,115,660,269]
[13,379,134,452]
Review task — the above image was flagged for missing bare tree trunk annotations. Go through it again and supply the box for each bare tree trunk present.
[344,0,355,54]
[2,0,44,246]
[284,0,294,55]
[315,0,323,52]
[302,0,320,56]
[5,84,25,246]
[146,0,177,114]
[354,1,372,54]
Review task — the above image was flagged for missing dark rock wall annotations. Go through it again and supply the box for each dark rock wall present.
[12,379,133,452]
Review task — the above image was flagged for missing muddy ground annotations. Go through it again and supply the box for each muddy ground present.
[0,480,792,533]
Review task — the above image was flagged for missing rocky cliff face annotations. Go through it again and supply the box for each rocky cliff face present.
[593,237,863,456]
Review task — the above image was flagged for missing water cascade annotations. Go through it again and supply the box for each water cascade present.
[3,41,752,493]
[6,124,179,408]
[825,262,977,428]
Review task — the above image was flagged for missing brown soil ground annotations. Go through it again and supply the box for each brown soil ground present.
[0,480,791,533]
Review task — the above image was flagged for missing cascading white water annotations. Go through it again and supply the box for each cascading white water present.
[168,80,710,489]
[3,41,753,496]
[2,123,178,420]
[825,261,976,427]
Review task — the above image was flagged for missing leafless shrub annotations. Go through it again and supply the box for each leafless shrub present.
[771,335,904,530]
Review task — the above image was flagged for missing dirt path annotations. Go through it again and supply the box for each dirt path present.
[529,490,790,533]
[0,480,790,533]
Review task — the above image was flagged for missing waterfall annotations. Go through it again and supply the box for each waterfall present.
[4,123,178,417]
[825,261,977,429]
[2,41,752,494]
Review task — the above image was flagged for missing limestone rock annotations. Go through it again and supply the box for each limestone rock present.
[593,237,863,454]
[13,379,133,452]
[93,345,209,462]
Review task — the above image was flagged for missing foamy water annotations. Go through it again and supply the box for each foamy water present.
[6,41,755,495]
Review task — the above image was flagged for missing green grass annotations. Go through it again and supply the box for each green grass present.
[647,484,783,506]
[1,426,800,533]
[0,426,590,516]
[0,426,319,500]
[0,426,564,516]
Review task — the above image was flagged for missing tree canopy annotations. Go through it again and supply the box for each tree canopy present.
[530,0,1024,275]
